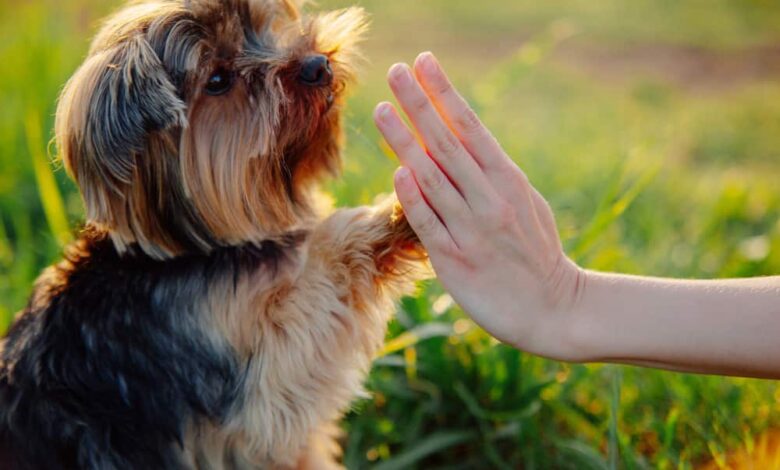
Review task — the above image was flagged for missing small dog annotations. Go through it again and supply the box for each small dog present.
[0,1,425,468]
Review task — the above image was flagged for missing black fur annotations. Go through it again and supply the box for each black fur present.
[0,227,302,469]
[86,35,187,190]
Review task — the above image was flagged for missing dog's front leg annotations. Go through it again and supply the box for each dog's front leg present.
[271,199,425,468]
[307,196,426,306]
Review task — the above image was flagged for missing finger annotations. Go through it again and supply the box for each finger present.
[413,52,513,173]
[413,52,534,222]
[374,102,471,237]
[387,63,493,210]
[394,167,458,255]
[413,53,561,252]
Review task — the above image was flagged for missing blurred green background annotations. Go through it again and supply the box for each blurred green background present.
[2,0,780,468]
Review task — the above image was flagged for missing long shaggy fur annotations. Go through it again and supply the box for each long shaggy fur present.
[0,1,425,468]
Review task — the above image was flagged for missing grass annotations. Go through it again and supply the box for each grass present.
[2,0,780,468]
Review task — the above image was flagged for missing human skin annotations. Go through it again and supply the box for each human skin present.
[373,51,780,380]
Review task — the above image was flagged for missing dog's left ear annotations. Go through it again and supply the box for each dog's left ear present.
[55,34,186,221]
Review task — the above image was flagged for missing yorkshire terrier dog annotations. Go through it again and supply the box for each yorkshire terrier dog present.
[0,0,425,468]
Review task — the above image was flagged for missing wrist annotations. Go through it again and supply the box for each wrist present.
[519,256,590,362]
[558,269,628,364]
[556,267,598,363]
[551,255,588,316]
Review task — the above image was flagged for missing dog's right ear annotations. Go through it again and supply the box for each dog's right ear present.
[55,34,186,224]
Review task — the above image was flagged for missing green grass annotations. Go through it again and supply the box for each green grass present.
[2,0,780,468]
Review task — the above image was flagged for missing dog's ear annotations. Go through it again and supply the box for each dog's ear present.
[56,34,186,222]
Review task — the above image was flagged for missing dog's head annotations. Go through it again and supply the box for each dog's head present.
[55,0,366,258]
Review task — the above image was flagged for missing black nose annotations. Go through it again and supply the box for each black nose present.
[299,55,333,87]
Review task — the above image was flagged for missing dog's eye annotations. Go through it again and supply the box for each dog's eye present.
[205,68,234,96]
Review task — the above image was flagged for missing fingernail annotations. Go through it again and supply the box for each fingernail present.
[395,166,412,185]
[389,63,411,85]
[375,102,394,125]
[418,51,439,75]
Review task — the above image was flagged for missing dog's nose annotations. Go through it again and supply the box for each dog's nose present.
[299,55,333,87]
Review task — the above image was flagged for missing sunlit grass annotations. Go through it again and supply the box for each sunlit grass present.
[1,0,779,468]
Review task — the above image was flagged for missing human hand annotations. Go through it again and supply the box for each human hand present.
[373,52,585,360]
[372,52,780,378]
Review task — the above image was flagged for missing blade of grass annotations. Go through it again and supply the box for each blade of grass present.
[658,407,680,469]
[372,429,477,470]
[481,420,514,470]
[454,381,550,421]
[25,111,70,247]
[0,217,11,267]
[608,366,622,470]
[554,438,609,470]
[377,322,452,358]
[570,161,660,261]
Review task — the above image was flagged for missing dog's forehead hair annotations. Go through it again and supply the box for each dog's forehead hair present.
[89,0,302,59]
[187,0,301,30]
[176,0,303,62]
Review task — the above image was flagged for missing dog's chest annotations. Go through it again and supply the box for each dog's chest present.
[190,258,394,467]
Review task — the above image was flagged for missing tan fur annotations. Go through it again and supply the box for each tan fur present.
[194,199,424,467]
[51,0,426,467]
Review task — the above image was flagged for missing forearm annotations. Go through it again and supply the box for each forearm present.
[566,271,780,378]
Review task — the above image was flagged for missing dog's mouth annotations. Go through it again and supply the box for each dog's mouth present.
[277,82,340,165]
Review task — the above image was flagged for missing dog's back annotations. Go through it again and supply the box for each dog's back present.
[0,227,269,469]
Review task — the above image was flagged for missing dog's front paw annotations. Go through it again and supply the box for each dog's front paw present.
[373,197,427,275]
[389,200,421,249]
